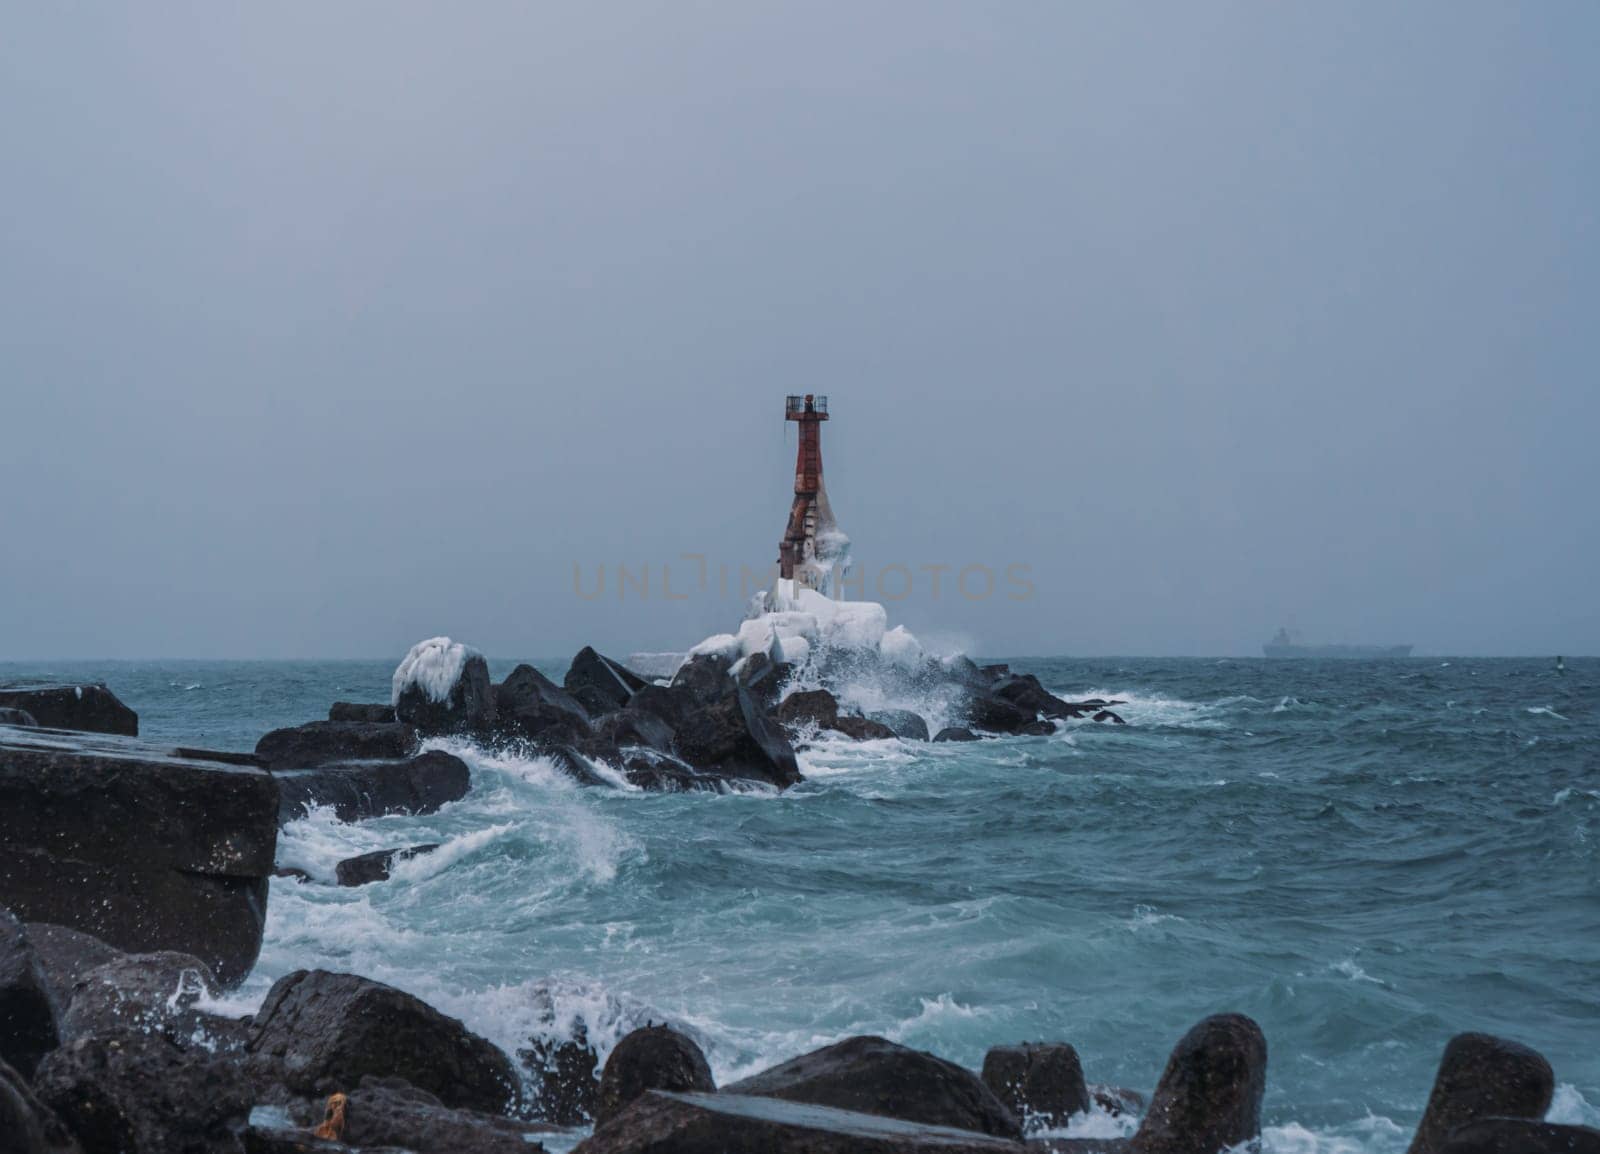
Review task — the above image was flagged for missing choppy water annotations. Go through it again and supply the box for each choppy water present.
[3,656,1597,1151]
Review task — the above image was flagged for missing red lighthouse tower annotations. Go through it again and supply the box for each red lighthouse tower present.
[778,394,832,584]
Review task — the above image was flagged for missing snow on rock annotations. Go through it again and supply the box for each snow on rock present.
[392,637,482,707]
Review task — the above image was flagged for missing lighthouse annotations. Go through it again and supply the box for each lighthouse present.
[777,394,848,593]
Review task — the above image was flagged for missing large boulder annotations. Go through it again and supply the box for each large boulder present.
[326,703,395,724]
[776,689,840,729]
[57,951,236,1049]
[980,1042,1090,1131]
[1408,1034,1555,1154]
[274,750,471,823]
[575,1090,1027,1154]
[392,638,497,735]
[334,845,440,887]
[869,710,930,741]
[1131,1013,1266,1154]
[0,684,137,737]
[632,683,802,789]
[0,1057,82,1154]
[1440,1119,1600,1154]
[829,715,897,741]
[0,909,60,1080]
[726,1035,1021,1138]
[736,652,792,712]
[596,1025,715,1127]
[989,675,1085,720]
[933,727,979,743]
[246,970,518,1115]
[34,1032,251,1154]
[0,730,277,986]
[254,721,417,770]
[493,664,592,743]
[565,648,649,716]
[966,693,1037,735]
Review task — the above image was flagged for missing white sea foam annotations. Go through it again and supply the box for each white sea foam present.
[1548,1083,1600,1127]
[391,636,479,706]
[1526,705,1569,720]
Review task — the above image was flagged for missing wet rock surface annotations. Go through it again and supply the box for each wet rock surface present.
[1408,1033,1556,1154]
[1131,1013,1266,1154]
[333,844,441,886]
[254,721,417,770]
[57,950,236,1048]
[981,1042,1091,1131]
[1438,1119,1600,1154]
[246,969,518,1115]
[332,1077,548,1153]
[0,684,138,737]
[595,1024,716,1127]
[565,647,649,715]
[273,750,471,823]
[34,1032,252,1154]
[325,703,395,724]
[0,730,277,985]
[727,1034,1023,1138]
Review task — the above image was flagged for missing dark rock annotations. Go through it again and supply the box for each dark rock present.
[254,722,417,770]
[274,867,312,883]
[776,689,839,729]
[338,1077,548,1153]
[634,684,802,789]
[1092,710,1127,725]
[1408,1034,1555,1154]
[569,683,623,718]
[274,750,471,823]
[334,845,440,887]
[0,707,38,727]
[967,694,1037,735]
[1131,1013,1266,1154]
[1439,1119,1600,1154]
[1090,1085,1146,1117]
[978,664,1011,682]
[25,924,123,1011]
[575,1090,1027,1154]
[565,648,649,715]
[0,684,137,737]
[829,715,898,741]
[594,708,677,755]
[34,1032,251,1154]
[494,665,592,745]
[933,727,980,742]
[246,970,517,1115]
[0,909,60,1080]
[671,652,736,702]
[395,652,497,736]
[1019,720,1056,737]
[868,710,930,741]
[618,749,717,792]
[520,1032,599,1125]
[59,951,235,1049]
[0,1057,82,1154]
[0,729,277,986]
[326,703,394,723]
[981,1043,1090,1131]
[736,652,792,712]
[727,1035,1022,1138]
[991,675,1084,720]
[596,1024,716,1127]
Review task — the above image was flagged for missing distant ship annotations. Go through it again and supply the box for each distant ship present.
[1263,628,1412,659]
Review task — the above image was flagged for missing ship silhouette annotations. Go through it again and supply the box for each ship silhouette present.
[1263,627,1412,659]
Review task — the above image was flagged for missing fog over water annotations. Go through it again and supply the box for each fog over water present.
[2,3,1596,659]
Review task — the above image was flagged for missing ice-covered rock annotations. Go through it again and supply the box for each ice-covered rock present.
[392,637,496,734]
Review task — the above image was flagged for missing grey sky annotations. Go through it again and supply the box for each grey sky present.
[2,3,1595,659]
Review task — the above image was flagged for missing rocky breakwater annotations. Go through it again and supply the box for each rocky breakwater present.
[0,714,278,985]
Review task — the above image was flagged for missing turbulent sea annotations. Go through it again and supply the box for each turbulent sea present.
[3,656,1597,1151]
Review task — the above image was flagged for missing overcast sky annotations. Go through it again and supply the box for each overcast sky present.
[2,3,1595,659]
